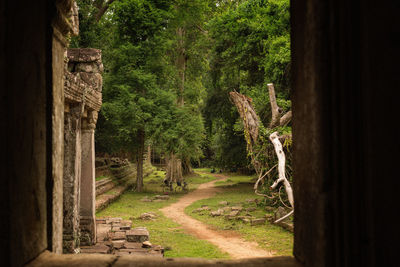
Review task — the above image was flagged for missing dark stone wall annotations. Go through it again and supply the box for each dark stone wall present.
[292,0,400,266]
[1,0,53,266]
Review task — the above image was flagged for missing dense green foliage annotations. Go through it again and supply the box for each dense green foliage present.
[73,0,291,174]
[203,0,291,171]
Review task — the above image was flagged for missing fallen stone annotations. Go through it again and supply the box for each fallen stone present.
[192,208,204,213]
[153,199,164,202]
[276,221,294,232]
[141,197,153,202]
[154,195,170,200]
[222,206,231,212]
[219,201,229,206]
[246,207,257,212]
[274,206,288,221]
[231,206,243,211]
[224,210,241,220]
[126,227,149,243]
[242,218,251,223]
[251,218,266,226]
[246,198,258,204]
[142,241,152,248]
[192,207,211,213]
[229,210,240,216]
[210,209,224,217]
[139,212,157,220]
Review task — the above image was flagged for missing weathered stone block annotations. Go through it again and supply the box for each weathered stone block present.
[274,206,289,221]
[229,210,240,217]
[139,212,157,220]
[251,218,266,226]
[246,198,258,203]
[154,195,170,200]
[142,241,152,248]
[109,231,126,241]
[68,48,102,63]
[75,62,101,73]
[80,243,110,254]
[96,219,107,224]
[210,209,224,217]
[126,227,149,243]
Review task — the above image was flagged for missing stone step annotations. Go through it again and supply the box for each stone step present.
[126,227,149,243]
[80,243,111,254]
[96,177,118,196]
[95,185,128,211]
[95,177,113,188]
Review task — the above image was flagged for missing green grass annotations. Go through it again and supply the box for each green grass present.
[193,167,212,173]
[185,180,293,256]
[96,191,230,259]
[213,173,257,187]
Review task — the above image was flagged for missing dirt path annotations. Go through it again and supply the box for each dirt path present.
[160,173,272,259]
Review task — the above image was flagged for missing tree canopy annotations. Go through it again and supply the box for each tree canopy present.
[72,0,291,183]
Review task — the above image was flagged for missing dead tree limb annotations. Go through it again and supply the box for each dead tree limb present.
[269,132,294,208]
[229,83,294,222]
[268,83,281,128]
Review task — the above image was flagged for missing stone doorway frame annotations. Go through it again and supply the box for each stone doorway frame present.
[2,0,400,266]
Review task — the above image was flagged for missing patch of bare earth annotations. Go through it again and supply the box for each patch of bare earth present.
[160,173,273,259]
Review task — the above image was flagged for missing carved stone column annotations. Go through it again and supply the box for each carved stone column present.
[64,47,103,249]
[79,111,98,245]
[63,104,82,253]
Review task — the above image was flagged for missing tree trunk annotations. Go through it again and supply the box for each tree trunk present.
[182,158,193,176]
[165,153,183,183]
[176,27,186,106]
[146,144,151,164]
[136,129,145,192]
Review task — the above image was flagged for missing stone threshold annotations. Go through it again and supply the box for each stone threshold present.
[28,251,301,267]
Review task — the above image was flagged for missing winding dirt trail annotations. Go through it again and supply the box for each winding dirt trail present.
[160,173,272,259]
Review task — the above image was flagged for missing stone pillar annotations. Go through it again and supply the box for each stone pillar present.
[64,47,103,248]
[63,105,82,253]
[51,1,79,255]
[79,111,98,245]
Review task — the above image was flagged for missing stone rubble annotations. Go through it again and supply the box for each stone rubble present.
[80,217,163,257]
